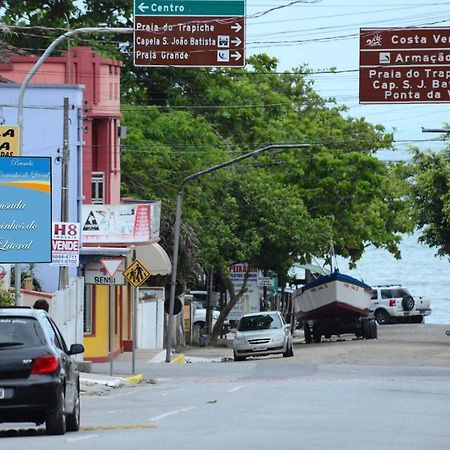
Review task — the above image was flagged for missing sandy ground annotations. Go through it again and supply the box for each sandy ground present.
[183,323,450,367]
[292,323,450,366]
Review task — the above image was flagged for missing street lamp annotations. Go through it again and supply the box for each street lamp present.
[165,143,311,362]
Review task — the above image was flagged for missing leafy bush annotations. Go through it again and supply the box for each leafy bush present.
[0,284,15,306]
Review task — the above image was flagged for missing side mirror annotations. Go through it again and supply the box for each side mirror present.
[230,328,237,334]
[285,324,291,330]
[69,343,85,355]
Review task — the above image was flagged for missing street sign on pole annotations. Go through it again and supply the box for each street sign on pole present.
[134,0,245,67]
[123,259,151,287]
[360,27,450,103]
[100,258,124,278]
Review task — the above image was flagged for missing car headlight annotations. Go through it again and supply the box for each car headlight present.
[271,333,285,343]
[234,334,246,344]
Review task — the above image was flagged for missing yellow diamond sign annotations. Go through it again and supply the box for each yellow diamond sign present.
[123,259,151,287]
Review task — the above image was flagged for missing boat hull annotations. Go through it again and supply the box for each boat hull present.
[293,272,371,321]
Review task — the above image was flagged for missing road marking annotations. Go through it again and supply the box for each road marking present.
[80,423,157,431]
[148,407,196,421]
[228,385,247,392]
[67,434,99,443]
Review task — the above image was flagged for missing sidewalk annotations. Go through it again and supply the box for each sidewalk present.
[79,349,163,394]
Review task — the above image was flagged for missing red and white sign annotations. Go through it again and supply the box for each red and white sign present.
[228,263,260,320]
[84,260,125,285]
[51,222,80,267]
[81,202,160,244]
[100,258,124,278]
[360,27,450,103]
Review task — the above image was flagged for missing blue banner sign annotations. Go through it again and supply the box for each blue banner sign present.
[0,157,52,263]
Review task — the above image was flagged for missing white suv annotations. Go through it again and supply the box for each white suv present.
[370,285,431,325]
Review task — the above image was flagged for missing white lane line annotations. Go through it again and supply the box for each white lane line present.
[148,407,196,421]
[228,385,247,392]
[67,434,98,443]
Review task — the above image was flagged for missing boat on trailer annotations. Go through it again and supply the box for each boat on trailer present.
[292,269,376,343]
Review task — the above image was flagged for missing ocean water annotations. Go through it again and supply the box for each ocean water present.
[334,233,450,325]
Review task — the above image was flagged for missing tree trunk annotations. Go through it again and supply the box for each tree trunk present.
[208,270,250,344]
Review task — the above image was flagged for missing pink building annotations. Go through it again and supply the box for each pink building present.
[0,44,122,204]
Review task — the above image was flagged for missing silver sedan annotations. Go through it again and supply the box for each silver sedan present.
[233,311,294,361]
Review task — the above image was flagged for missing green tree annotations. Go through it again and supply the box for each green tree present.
[408,147,450,256]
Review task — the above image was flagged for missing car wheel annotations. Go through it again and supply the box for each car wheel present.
[233,351,245,362]
[361,319,370,338]
[66,386,80,432]
[402,295,415,311]
[410,315,424,324]
[304,323,312,344]
[369,319,378,339]
[193,322,205,344]
[312,323,321,343]
[283,342,294,358]
[374,309,391,325]
[46,389,66,435]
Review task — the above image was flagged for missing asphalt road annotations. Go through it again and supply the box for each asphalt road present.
[2,323,450,449]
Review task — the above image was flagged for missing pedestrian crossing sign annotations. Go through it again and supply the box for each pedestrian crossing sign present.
[123,259,151,287]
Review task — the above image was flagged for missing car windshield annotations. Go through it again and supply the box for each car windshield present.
[238,314,282,331]
[0,317,45,348]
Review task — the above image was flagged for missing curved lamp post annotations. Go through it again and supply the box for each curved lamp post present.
[165,143,311,362]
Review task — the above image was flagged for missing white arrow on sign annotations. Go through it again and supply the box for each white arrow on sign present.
[232,51,242,61]
[100,258,123,278]
[138,2,149,12]
[231,37,242,47]
[231,23,242,33]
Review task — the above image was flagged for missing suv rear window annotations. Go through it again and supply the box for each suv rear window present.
[380,288,408,298]
[0,317,46,347]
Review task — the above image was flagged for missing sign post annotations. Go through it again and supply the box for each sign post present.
[123,258,151,373]
[360,27,450,103]
[100,258,124,376]
[134,0,245,67]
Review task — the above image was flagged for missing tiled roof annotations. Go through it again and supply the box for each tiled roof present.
[0,40,31,64]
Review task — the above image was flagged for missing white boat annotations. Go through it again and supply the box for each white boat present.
[292,270,372,321]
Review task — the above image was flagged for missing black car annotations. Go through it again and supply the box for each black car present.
[0,307,84,435]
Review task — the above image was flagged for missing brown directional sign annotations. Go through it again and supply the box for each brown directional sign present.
[360,28,450,103]
[134,16,245,67]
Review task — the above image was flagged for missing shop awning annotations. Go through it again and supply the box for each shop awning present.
[135,242,172,276]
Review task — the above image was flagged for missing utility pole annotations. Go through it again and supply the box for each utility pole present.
[165,143,312,363]
[205,270,213,335]
[59,97,69,289]
[13,27,133,305]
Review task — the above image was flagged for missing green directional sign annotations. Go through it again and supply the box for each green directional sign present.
[134,0,245,16]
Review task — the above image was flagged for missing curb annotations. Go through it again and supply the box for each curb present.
[170,354,186,364]
[79,376,124,388]
[124,373,144,384]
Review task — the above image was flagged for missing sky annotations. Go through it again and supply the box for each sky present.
[244,0,450,159]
